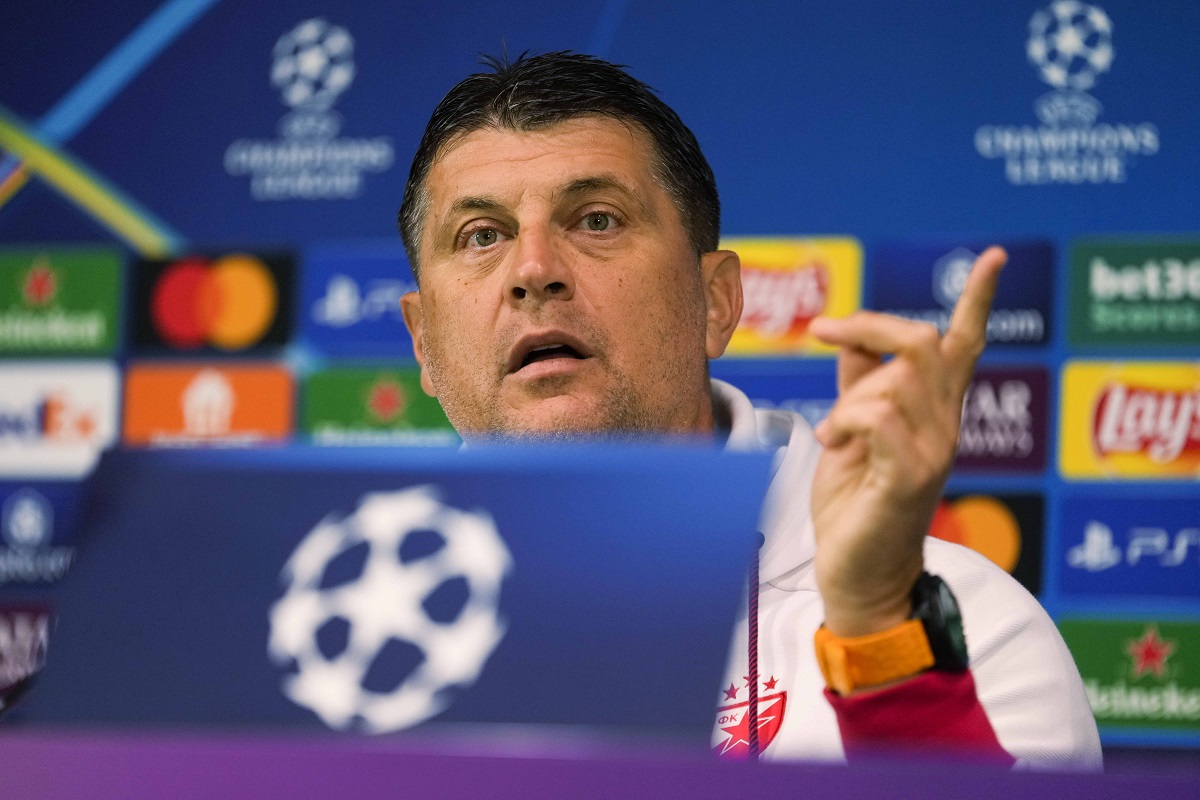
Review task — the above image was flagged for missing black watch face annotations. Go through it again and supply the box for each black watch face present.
[925,575,970,670]
[938,582,968,666]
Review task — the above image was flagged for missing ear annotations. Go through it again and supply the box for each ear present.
[699,249,743,359]
[400,290,437,397]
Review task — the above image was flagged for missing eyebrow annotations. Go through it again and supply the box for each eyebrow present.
[556,175,657,221]
[431,174,659,254]
[448,195,507,218]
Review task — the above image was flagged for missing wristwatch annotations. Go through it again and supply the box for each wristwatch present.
[814,572,969,696]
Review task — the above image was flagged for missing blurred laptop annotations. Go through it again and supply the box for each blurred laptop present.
[16,443,770,749]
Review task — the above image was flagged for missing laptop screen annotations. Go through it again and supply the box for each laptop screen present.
[19,443,771,748]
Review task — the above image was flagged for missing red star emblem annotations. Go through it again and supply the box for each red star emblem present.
[1126,626,1176,679]
[367,379,405,422]
[722,682,739,701]
[714,692,787,758]
[763,675,778,690]
[22,259,57,306]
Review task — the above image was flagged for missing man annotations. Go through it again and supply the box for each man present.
[398,52,1101,767]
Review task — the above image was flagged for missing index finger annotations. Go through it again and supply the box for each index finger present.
[941,245,1007,387]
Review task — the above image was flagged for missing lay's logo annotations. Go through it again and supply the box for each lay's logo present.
[1061,362,1200,478]
[722,238,861,356]
[1093,384,1200,463]
[741,263,827,337]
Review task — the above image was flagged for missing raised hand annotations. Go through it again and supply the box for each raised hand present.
[807,246,1007,638]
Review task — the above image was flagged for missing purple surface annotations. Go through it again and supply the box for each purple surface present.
[2,730,1196,799]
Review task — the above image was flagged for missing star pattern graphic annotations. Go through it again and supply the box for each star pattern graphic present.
[722,682,739,701]
[23,259,57,306]
[741,674,779,691]
[1126,626,1176,679]
[716,696,784,757]
[367,379,405,422]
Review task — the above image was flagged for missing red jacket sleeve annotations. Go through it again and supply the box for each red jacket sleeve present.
[825,669,1016,766]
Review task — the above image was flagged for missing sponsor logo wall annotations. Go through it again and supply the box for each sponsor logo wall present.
[131,252,294,353]
[957,367,1050,472]
[0,248,121,355]
[1060,494,1199,599]
[0,363,119,478]
[1069,240,1200,347]
[124,363,293,446]
[930,494,1045,595]
[721,237,862,356]
[300,242,416,357]
[870,241,1053,347]
[1060,361,1200,479]
[1060,620,1200,733]
[0,484,79,585]
[0,0,1197,749]
[303,367,454,444]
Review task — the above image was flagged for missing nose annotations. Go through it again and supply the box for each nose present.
[505,225,574,305]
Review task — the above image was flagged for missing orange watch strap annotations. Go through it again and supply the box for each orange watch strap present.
[814,619,936,696]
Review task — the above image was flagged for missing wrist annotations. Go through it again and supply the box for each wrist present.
[814,571,969,696]
[819,562,923,638]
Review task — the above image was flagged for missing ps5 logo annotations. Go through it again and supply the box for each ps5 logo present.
[312,274,411,328]
[1067,520,1200,572]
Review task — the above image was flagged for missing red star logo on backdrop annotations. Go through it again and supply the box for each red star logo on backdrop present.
[713,692,787,758]
[763,675,778,690]
[367,378,406,422]
[22,259,58,306]
[722,682,739,701]
[1126,626,1176,679]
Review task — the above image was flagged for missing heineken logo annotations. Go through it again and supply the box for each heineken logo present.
[1060,619,1200,731]
[1092,383,1200,462]
[301,367,454,445]
[0,248,121,355]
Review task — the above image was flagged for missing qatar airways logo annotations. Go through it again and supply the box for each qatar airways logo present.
[1092,384,1200,462]
[740,265,827,337]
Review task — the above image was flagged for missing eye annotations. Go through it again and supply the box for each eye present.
[470,228,499,247]
[583,213,613,232]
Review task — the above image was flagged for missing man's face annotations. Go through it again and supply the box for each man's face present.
[401,116,741,439]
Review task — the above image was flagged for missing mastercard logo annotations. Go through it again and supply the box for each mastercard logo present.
[150,254,278,350]
[929,496,1021,573]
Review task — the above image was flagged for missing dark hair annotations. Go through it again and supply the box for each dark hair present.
[397,51,720,278]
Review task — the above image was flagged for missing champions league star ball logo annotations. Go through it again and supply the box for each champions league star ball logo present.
[225,18,392,200]
[1027,1,1113,92]
[267,486,511,733]
[271,18,355,112]
[973,1,1158,184]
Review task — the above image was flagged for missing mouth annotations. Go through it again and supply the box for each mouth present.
[522,343,585,367]
[508,332,592,375]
